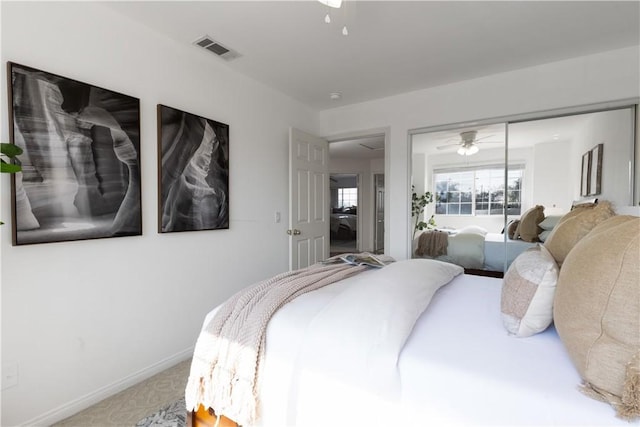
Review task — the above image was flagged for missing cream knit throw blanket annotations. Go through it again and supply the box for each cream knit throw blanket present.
[415,229,448,257]
[184,262,369,426]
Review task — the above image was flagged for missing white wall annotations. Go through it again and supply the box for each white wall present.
[318,46,640,259]
[571,108,636,209]
[532,139,574,215]
[0,3,318,425]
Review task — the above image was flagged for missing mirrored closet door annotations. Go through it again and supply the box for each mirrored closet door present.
[410,105,636,274]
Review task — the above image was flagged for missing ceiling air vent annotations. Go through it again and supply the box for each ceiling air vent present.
[193,36,240,61]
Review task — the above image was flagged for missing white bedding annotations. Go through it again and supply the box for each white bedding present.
[415,230,538,271]
[195,262,625,426]
[398,274,624,426]
[437,229,486,269]
[483,232,538,271]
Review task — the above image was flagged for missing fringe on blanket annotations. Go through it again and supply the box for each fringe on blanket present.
[184,262,372,426]
[579,351,640,421]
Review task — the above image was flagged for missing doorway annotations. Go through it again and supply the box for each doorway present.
[328,132,386,256]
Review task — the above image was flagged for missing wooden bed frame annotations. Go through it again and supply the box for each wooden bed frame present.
[187,405,239,427]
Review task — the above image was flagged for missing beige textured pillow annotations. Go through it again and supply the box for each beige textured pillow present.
[543,201,615,265]
[514,205,545,242]
[554,215,640,420]
[501,245,559,337]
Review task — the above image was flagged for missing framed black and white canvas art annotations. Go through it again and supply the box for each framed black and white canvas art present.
[580,150,591,197]
[7,62,142,245]
[589,143,603,196]
[157,105,229,233]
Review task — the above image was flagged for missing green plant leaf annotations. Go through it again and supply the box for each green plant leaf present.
[0,143,23,158]
[1,161,21,173]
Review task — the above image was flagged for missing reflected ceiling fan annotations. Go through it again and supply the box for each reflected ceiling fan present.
[436,130,502,156]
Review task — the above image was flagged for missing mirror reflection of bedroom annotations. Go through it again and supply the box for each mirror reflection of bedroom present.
[329,134,386,256]
[411,107,636,275]
[330,173,358,255]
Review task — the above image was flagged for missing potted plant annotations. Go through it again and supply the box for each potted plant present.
[411,185,435,239]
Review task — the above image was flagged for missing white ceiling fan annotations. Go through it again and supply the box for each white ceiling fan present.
[436,130,502,156]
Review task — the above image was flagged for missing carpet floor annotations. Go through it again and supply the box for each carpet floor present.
[53,359,191,427]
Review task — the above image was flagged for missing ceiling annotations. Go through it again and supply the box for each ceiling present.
[328,134,385,159]
[104,1,640,111]
[412,112,594,155]
[333,110,596,160]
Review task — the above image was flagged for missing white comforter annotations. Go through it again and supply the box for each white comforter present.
[414,227,487,269]
[437,229,486,269]
[194,260,626,426]
[197,259,464,427]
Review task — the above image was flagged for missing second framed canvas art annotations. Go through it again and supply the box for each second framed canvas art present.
[157,105,229,233]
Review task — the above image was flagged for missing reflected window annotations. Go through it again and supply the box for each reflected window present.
[435,166,522,216]
[338,188,357,208]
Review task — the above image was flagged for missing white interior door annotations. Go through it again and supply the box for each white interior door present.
[289,128,330,270]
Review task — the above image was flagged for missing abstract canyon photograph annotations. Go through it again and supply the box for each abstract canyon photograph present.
[157,104,229,233]
[8,63,142,245]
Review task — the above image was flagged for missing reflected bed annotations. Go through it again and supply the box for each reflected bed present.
[414,228,537,271]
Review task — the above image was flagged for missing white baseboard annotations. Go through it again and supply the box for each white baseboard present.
[22,347,193,427]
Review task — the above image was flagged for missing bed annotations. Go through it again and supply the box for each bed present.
[483,232,538,271]
[185,258,631,427]
[330,207,357,237]
[413,227,537,271]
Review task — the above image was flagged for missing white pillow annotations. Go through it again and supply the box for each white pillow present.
[538,230,552,242]
[538,215,563,231]
[374,258,464,286]
[458,225,488,236]
[500,245,559,337]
